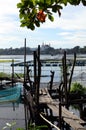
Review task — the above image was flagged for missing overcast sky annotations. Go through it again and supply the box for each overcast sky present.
[0,0,86,49]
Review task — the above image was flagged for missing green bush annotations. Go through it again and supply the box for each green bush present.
[70,82,86,94]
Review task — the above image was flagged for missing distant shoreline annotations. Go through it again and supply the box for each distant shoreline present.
[0,46,86,55]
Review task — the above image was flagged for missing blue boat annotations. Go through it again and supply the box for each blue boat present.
[0,84,21,104]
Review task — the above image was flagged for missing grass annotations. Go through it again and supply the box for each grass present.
[0,72,24,78]
[0,72,10,78]
[0,59,13,63]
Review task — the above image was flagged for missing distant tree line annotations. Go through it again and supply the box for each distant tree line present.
[0,46,86,55]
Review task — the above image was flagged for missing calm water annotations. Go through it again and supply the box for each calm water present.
[0,55,86,129]
[0,55,86,84]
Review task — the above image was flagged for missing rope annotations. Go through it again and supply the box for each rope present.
[40,113,60,130]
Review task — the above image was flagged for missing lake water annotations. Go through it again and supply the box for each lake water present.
[0,55,86,129]
[0,55,86,85]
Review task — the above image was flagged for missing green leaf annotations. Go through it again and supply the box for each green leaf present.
[82,0,86,6]
[44,0,52,5]
[17,3,22,8]
[68,0,81,5]
[48,14,54,22]
[16,128,24,130]
[35,20,40,27]
[52,4,63,13]
[59,0,68,5]
[19,13,24,19]
[20,23,26,27]
[28,24,35,30]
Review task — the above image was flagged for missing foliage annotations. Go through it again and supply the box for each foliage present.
[70,82,86,94]
[2,122,16,130]
[0,72,24,79]
[0,72,10,78]
[17,0,86,30]
[2,122,47,130]
[28,123,48,130]
[16,128,24,130]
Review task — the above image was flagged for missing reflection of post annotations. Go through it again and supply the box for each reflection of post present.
[3,64,4,73]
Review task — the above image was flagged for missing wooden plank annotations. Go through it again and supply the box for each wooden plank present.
[47,104,85,130]
[39,88,86,130]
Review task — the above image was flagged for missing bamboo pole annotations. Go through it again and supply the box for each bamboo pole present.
[40,113,60,130]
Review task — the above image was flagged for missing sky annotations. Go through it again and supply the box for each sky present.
[0,0,86,49]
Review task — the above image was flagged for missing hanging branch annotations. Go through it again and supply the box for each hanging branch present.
[17,0,86,30]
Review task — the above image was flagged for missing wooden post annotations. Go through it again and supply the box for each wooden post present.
[23,38,28,130]
[63,51,68,108]
[33,45,41,124]
[24,38,27,86]
[33,51,37,97]
[68,53,76,92]
[37,45,41,106]
[59,102,62,129]
[26,66,32,88]
[33,51,36,88]
[50,71,54,91]
[12,59,14,87]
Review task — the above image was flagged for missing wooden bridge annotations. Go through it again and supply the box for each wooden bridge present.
[16,42,86,130]
[3,40,85,130]
[39,87,86,130]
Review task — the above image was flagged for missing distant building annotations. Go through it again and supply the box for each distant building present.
[41,43,50,51]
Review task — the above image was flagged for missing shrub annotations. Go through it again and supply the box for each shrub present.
[70,82,86,95]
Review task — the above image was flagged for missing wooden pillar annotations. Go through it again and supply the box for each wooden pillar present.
[68,53,76,92]
[63,51,68,108]
[23,38,28,130]
[12,59,14,87]
[24,38,27,86]
[50,71,54,91]
[59,102,62,129]
[37,45,41,106]
[33,51,37,90]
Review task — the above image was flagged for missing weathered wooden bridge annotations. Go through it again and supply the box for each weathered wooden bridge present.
[22,41,86,130]
[1,39,86,130]
[39,88,86,130]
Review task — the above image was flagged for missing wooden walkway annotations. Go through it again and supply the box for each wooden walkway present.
[39,88,86,130]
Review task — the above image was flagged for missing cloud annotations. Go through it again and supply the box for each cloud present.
[41,4,86,31]
[0,1,86,49]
